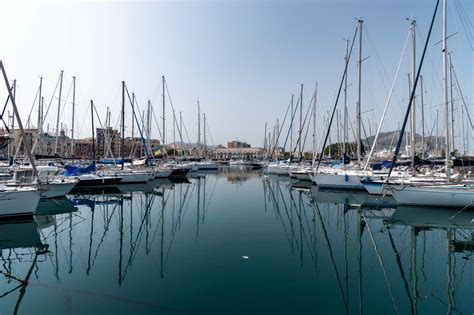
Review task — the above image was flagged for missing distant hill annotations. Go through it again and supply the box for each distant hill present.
[364,130,444,151]
[323,130,445,156]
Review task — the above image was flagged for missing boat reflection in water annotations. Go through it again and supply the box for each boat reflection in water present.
[0,218,43,250]
[308,184,398,209]
[0,176,202,314]
[388,206,474,252]
[35,197,78,216]
[264,174,474,314]
[0,218,48,315]
[0,171,472,314]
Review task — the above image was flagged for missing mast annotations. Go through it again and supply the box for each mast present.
[263,121,267,161]
[39,97,44,155]
[268,132,271,160]
[410,20,417,170]
[299,84,303,159]
[0,61,38,179]
[10,80,17,160]
[54,70,64,156]
[336,110,341,155]
[343,39,349,166]
[420,75,425,156]
[37,77,43,133]
[6,110,11,162]
[357,19,363,167]
[121,81,125,170]
[180,111,183,156]
[91,100,96,165]
[173,109,176,158]
[104,107,110,158]
[141,104,148,159]
[71,76,76,157]
[313,83,317,162]
[275,119,279,154]
[203,113,207,158]
[407,74,412,156]
[290,94,294,156]
[131,93,135,157]
[147,100,151,152]
[162,75,165,148]
[436,109,440,154]
[132,93,135,139]
[197,100,201,159]
[448,52,455,154]
[12,79,16,131]
[442,0,450,176]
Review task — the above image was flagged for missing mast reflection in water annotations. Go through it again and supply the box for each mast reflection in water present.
[0,169,472,314]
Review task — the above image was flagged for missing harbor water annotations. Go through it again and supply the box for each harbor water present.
[0,169,473,314]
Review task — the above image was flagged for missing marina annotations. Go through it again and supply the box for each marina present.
[0,169,473,314]
[0,0,473,313]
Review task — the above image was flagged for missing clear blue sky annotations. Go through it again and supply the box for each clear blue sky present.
[0,0,472,152]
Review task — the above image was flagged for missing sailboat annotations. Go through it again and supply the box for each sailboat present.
[159,77,192,177]
[387,0,474,209]
[264,93,302,177]
[100,82,155,183]
[289,83,319,181]
[391,183,473,209]
[310,20,367,191]
[71,100,123,188]
[4,165,78,198]
[0,60,42,216]
[1,74,78,198]
[358,17,461,196]
[193,101,218,171]
[0,184,41,217]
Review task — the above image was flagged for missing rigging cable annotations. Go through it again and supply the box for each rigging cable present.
[388,0,440,179]
[315,25,358,172]
[362,28,410,172]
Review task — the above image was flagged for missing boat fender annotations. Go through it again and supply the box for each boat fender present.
[344,174,349,182]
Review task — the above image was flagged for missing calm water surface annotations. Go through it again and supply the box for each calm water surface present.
[1,169,473,314]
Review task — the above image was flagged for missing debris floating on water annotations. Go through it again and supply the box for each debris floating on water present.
[242,256,249,259]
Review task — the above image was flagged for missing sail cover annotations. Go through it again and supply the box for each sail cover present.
[60,162,96,176]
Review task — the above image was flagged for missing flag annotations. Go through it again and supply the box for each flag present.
[154,145,161,156]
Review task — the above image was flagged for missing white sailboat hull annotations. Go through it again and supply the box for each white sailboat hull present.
[362,181,392,195]
[0,188,40,217]
[391,185,474,209]
[194,162,219,171]
[38,181,78,198]
[154,169,173,178]
[311,173,365,190]
[264,164,290,176]
[362,176,449,196]
[119,172,154,183]
[3,178,78,199]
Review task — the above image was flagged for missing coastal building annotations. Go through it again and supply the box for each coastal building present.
[0,127,162,160]
[96,127,121,158]
[212,147,264,160]
[227,140,250,149]
[0,128,72,158]
[74,138,94,159]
